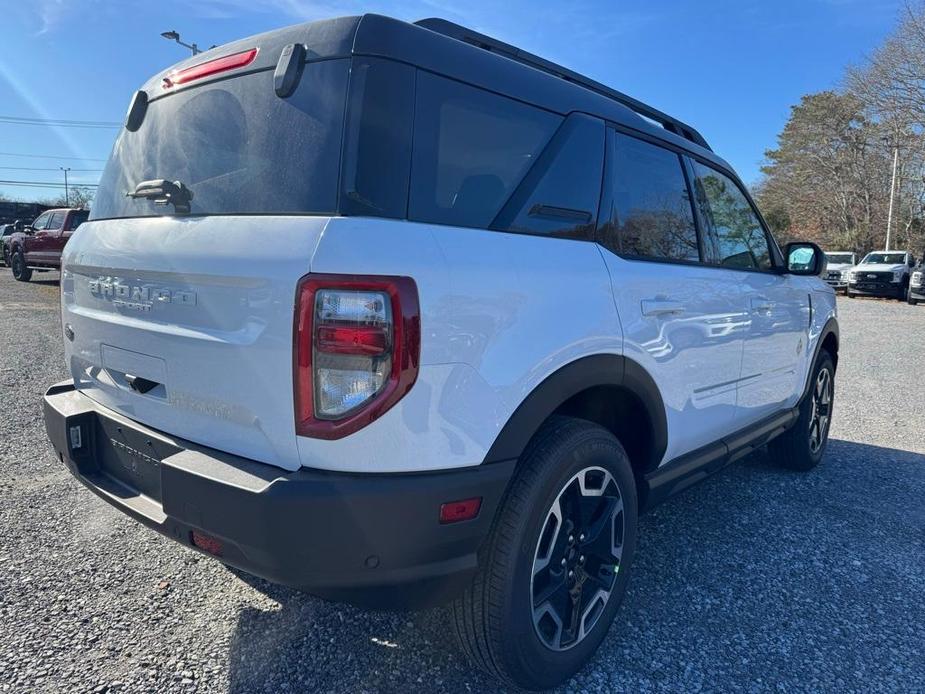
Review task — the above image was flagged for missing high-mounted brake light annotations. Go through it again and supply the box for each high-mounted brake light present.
[294,275,420,439]
[162,48,258,89]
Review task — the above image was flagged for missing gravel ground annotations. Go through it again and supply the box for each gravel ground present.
[1,271,923,693]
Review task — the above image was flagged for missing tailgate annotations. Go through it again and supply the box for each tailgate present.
[60,216,328,471]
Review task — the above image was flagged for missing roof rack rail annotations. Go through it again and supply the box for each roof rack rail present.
[414,18,712,152]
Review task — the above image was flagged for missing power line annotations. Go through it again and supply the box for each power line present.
[0,180,99,189]
[0,151,108,162]
[0,115,120,129]
[0,166,103,172]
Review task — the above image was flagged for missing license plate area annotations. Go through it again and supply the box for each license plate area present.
[94,416,180,502]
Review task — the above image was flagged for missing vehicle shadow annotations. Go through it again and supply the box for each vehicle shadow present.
[226,439,925,692]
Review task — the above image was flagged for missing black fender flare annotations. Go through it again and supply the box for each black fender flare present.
[801,316,839,402]
[482,353,667,469]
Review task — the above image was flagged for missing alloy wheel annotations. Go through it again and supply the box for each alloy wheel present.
[531,466,624,651]
[809,367,832,454]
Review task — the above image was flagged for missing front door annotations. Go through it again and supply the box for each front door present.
[689,160,809,425]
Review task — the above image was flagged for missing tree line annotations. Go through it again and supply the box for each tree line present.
[757,3,925,258]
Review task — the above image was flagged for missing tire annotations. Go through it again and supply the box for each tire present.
[909,295,919,306]
[897,283,908,301]
[453,416,637,690]
[845,288,854,298]
[11,250,32,282]
[769,350,835,471]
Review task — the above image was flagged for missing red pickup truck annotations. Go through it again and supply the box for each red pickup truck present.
[9,208,89,282]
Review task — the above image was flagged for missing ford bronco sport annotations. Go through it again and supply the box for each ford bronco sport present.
[43,15,839,690]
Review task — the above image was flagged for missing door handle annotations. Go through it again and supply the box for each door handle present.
[750,297,773,313]
[641,298,685,317]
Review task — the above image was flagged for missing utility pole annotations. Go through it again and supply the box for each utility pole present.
[60,167,71,206]
[160,30,201,56]
[885,144,899,251]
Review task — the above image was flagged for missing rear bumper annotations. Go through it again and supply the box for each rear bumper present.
[44,380,514,608]
[910,286,925,300]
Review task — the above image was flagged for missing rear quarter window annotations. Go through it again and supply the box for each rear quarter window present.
[408,72,561,229]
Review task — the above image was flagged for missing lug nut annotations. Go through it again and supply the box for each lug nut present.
[561,558,567,567]
[568,570,574,578]
[579,555,585,563]
[579,533,585,542]
[568,534,574,544]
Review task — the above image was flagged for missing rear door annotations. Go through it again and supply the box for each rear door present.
[689,160,810,424]
[598,130,748,462]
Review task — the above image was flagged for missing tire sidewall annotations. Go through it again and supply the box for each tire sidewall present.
[499,428,638,689]
[11,251,24,280]
[801,352,835,464]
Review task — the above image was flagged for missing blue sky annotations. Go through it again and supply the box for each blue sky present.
[0,0,905,202]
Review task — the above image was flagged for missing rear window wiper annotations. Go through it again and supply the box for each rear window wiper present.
[126,179,193,214]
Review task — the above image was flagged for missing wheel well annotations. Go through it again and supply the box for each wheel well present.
[820,331,838,371]
[553,385,656,484]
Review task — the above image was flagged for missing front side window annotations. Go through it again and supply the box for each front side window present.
[600,131,699,262]
[31,212,51,230]
[409,72,561,229]
[692,162,772,271]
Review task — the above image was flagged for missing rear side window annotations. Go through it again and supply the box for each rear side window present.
[600,131,699,262]
[492,113,604,239]
[692,162,772,271]
[409,72,561,229]
[47,212,65,231]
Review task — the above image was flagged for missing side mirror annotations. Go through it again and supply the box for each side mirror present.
[785,241,826,276]
[24,226,34,235]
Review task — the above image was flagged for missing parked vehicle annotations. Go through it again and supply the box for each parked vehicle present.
[42,15,839,690]
[846,250,916,300]
[8,208,89,281]
[0,222,18,266]
[909,257,924,305]
[823,251,855,292]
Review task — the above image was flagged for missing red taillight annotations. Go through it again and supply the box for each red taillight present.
[316,324,389,356]
[439,498,482,524]
[294,274,420,439]
[163,48,258,89]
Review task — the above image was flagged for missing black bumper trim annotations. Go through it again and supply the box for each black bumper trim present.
[44,381,515,608]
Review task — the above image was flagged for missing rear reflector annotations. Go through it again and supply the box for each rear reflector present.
[439,497,482,524]
[163,48,258,89]
[190,530,223,557]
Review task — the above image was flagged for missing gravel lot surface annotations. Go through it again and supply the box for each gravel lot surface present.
[1,271,923,693]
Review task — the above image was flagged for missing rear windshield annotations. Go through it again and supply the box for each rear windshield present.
[91,61,349,220]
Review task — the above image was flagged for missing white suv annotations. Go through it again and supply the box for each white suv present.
[43,16,839,690]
